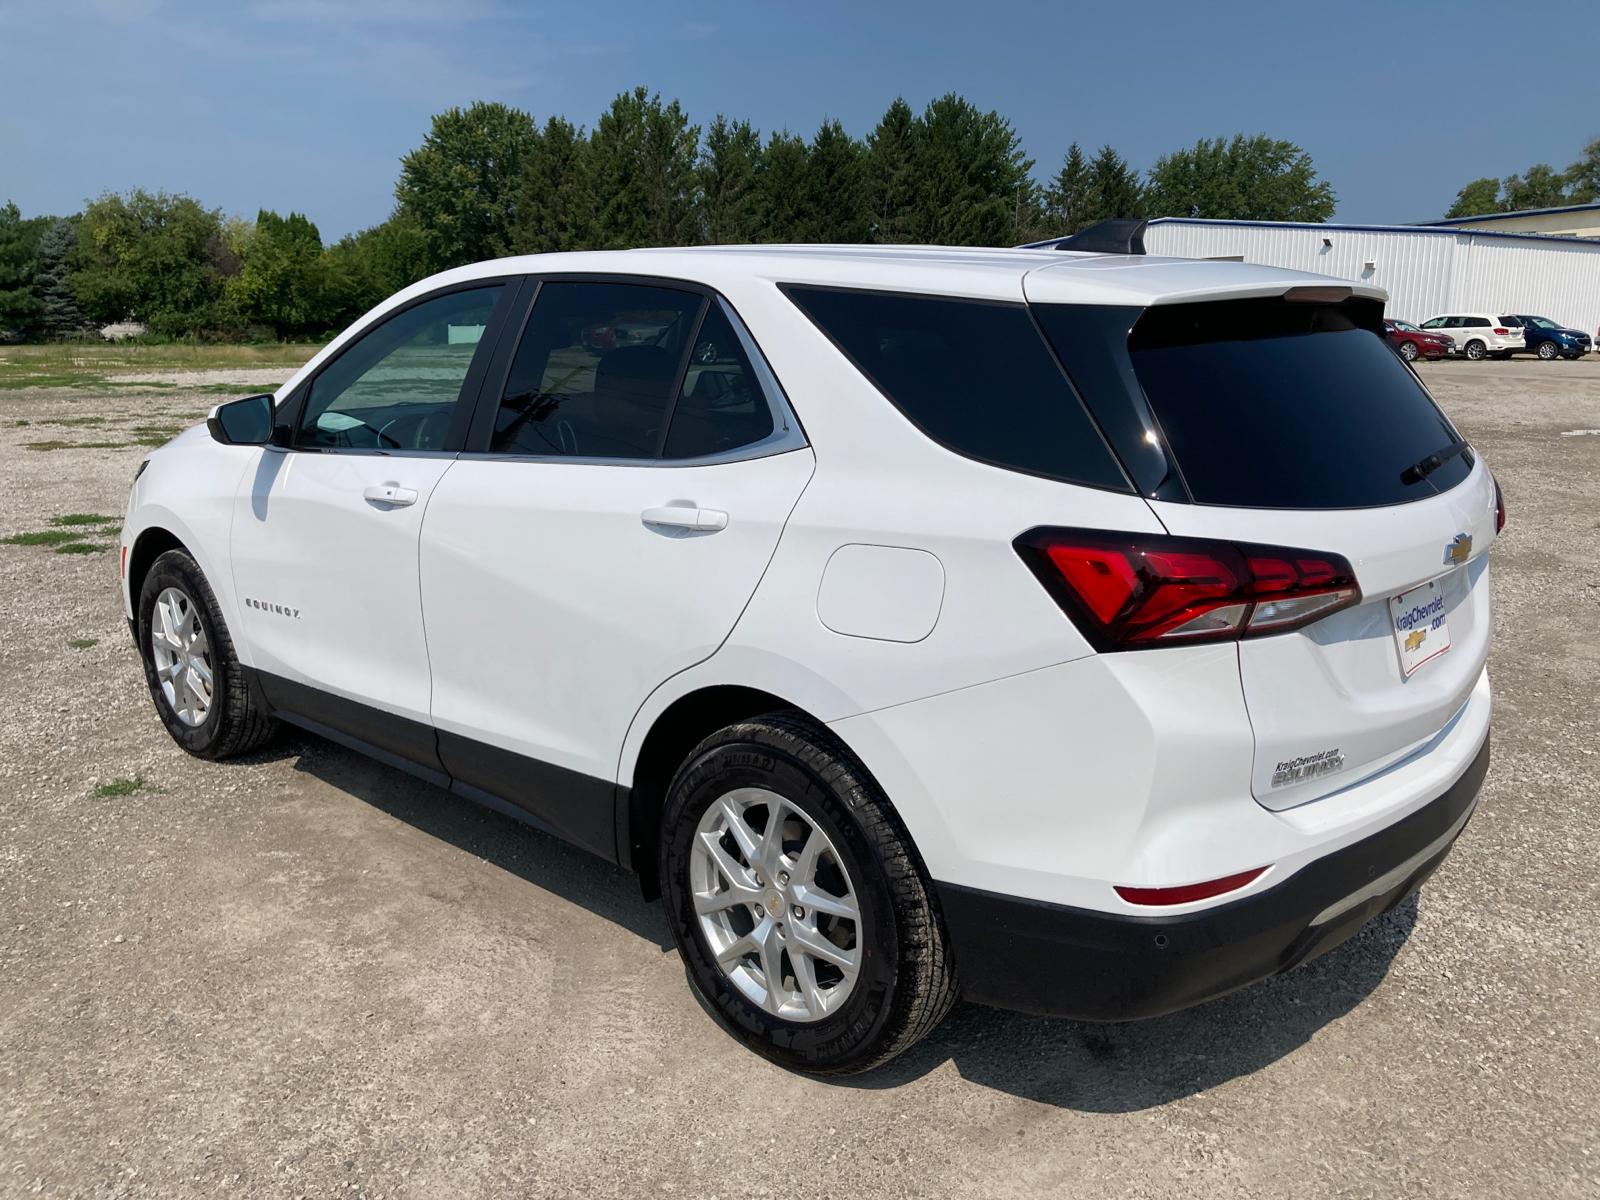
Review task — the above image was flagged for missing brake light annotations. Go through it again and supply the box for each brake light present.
[1015,528,1361,649]
[1493,328,1509,335]
[1493,475,1506,533]
[1115,866,1268,906]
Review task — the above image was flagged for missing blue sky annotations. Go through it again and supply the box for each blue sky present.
[2,0,1596,240]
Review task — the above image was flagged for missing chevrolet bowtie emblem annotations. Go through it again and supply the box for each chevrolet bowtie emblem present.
[1405,629,1427,652]
[1443,533,1472,566]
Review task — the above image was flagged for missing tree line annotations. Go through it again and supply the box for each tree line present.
[0,90,1338,342]
[1446,137,1600,217]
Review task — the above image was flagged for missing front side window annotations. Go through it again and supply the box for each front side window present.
[1391,320,1421,332]
[783,285,1130,492]
[298,286,504,451]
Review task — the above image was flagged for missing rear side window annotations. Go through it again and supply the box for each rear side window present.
[663,301,775,459]
[782,285,1130,492]
[1464,317,1491,328]
[1121,297,1472,508]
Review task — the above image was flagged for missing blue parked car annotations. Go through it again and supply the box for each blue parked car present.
[1509,315,1592,360]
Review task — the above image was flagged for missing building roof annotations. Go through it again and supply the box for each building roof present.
[1419,200,1600,228]
[1146,215,1600,250]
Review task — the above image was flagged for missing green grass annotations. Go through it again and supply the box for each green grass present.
[68,638,98,649]
[0,342,322,390]
[2,529,84,546]
[94,775,147,798]
[54,542,106,554]
[23,440,134,451]
[50,514,119,526]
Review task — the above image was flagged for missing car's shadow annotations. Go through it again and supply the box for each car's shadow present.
[267,730,1417,1114]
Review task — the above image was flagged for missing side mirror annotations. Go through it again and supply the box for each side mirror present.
[207,394,279,446]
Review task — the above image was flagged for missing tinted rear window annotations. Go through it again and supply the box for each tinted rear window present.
[1123,297,1472,508]
[782,285,1130,491]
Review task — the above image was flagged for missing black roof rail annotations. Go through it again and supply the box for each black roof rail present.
[1022,218,1148,255]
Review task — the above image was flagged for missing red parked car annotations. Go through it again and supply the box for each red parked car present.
[1385,318,1454,362]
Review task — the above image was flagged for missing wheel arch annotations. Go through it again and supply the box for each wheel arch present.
[623,684,833,897]
[127,526,188,631]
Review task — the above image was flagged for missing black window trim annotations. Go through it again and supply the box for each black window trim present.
[277,275,524,458]
[778,281,1136,495]
[459,271,808,467]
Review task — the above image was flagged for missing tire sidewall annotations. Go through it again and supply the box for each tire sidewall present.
[1538,341,1557,360]
[661,732,902,1072]
[1466,340,1485,360]
[137,551,229,756]
[1399,340,1418,361]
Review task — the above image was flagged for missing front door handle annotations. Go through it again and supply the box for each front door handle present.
[642,506,728,532]
[364,484,419,507]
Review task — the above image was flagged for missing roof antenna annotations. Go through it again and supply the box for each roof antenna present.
[1041,218,1148,255]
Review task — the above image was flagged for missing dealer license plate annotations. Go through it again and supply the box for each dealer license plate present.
[1389,577,1451,678]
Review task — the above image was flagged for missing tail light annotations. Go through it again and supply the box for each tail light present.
[1493,474,1506,533]
[1115,866,1268,906]
[1015,528,1361,650]
[1493,328,1510,335]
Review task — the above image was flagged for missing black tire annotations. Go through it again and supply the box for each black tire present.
[1464,339,1486,361]
[660,712,958,1075]
[1398,340,1419,362]
[137,548,277,760]
[1537,341,1559,360]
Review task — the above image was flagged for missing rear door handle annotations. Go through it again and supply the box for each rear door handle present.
[364,484,419,507]
[642,506,728,532]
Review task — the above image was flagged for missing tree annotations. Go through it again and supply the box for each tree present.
[1501,163,1569,211]
[327,216,429,317]
[0,202,44,333]
[1087,144,1145,223]
[1145,134,1334,222]
[588,88,701,249]
[697,115,762,245]
[754,130,809,243]
[33,219,87,337]
[1446,177,1502,218]
[1041,143,1093,236]
[799,119,868,243]
[511,115,594,255]
[906,93,1033,246]
[396,101,539,271]
[228,210,356,338]
[864,98,918,243]
[71,190,230,334]
[1568,137,1600,204]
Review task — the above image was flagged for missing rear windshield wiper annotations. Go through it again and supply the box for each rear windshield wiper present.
[1400,440,1471,486]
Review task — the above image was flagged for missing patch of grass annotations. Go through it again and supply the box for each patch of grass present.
[54,542,107,554]
[23,440,131,451]
[2,529,84,546]
[0,342,323,391]
[48,416,107,426]
[50,514,119,526]
[68,638,98,649]
[131,429,182,446]
[94,775,148,798]
[22,439,72,451]
[14,419,27,426]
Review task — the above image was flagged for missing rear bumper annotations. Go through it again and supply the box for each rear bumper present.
[936,729,1489,1021]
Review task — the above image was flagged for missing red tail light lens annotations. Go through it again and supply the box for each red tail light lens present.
[1115,866,1268,906]
[1015,528,1361,649]
[1493,328,1509,335]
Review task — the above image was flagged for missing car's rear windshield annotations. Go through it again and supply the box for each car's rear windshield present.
[782,284,1131,492]
[1117,297,1473,508]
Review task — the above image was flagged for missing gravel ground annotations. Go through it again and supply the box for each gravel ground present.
[0,358,1596,1199]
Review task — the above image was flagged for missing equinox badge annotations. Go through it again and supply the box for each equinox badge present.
[1443,533,1472,566]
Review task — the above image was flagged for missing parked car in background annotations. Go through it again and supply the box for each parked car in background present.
[1419,314,1525,360]
[1384,318,1454,362]
[1505,315,1593,360]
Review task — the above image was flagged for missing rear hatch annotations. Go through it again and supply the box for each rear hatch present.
[1031,287,1498,810]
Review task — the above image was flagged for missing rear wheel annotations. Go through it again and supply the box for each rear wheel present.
[1537,341,1559,360]
[660,712,958,1075]
[137,549,277,759]
[1398,340,1419,362]
[1464,339,1487,361]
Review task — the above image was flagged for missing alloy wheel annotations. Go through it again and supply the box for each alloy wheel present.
[150,586,213,726]
[689,787,861,1022]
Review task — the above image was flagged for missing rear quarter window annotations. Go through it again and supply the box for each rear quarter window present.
[781,285,1130,492]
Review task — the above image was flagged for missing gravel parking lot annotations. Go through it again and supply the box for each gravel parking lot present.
[1,358,1597,1199]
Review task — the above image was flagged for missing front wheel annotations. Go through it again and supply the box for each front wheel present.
[1464,339,1487,361]
[1537,341,1559,360]
[660,713,958,1075]
[1398,340,1419,362]
[137,549,277,759]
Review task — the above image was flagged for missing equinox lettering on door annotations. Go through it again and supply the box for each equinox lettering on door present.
[1272,748,1344,789]
[244,597,300,619]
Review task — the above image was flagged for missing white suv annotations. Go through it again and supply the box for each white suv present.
[1419,313,1525,360]
[123,236,1498,1075]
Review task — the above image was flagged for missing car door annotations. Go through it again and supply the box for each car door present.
[419,278,814,858]
[230,281,518,770]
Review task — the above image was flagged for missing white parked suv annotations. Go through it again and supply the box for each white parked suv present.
[1418,313,1525,360]
[123,231,1499,1075]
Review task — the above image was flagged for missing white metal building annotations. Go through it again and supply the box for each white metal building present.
[1144,218,1600,339]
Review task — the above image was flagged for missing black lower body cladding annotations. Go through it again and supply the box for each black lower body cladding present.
[937,732,1490,1021]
